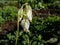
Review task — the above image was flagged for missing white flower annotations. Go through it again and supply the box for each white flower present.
[24,4,32,22]
[18,7,23,22]
[45,38,58,43]
[18,3,32,32]
[21,19,30,32]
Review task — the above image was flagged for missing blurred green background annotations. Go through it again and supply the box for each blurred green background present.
[0,0,60,45]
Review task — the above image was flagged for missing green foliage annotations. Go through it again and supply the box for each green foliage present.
[19,0,59,9]
[0,0,60,45]
[43,0,57,3]
[32,16,60,36]
[0,6,17,24]
[19,0,45,9]
[0,8,4,25]
[0,0,59,9]
[0,16,4,26]
[0,6,18,27]
[0,16,60,45]
[2,6,18,20]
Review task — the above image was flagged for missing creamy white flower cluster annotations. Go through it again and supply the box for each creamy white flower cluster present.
[18,3,32,32]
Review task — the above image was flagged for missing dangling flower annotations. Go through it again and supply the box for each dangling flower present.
[18,6,23,22]
[24,4,32,22]
[18,3,32,32]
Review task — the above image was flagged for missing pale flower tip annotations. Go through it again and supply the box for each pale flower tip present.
[24,30,30,33]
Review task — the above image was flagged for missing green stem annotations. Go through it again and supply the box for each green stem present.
[15,3,28,45]
[15,16,19,45]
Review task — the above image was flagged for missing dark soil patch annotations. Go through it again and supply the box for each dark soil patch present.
[0,20,17,35]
